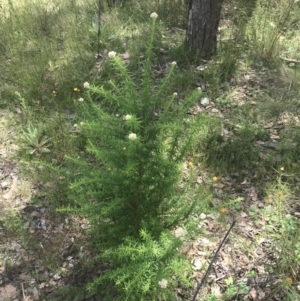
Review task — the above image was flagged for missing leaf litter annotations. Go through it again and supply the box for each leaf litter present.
[1,47,300,301]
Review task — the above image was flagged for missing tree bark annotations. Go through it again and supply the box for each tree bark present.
[185,0,223,59]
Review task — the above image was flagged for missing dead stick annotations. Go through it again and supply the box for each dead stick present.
[191,220,236,301]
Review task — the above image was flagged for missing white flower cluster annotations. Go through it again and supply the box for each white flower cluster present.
[150,12,158,19]
[108,51,117,58]
[171,61,177,66]
[83,82,90,89]
[124,114,132,120]
[78,97,84,102]
[158,279,168,289]
[128,133,137,140]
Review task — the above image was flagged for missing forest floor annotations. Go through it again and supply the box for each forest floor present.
[1,56,299,300]
[1,0,300,299]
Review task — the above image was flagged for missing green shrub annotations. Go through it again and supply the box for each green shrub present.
[59,13,208,300]
[88,229,192,301]
[200,119,261,173]
[246,0,300,61]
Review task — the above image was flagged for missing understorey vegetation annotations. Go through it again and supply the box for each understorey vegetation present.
[0,0,299,300]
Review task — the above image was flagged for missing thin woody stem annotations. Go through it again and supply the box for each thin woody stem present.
[191,220,236,301]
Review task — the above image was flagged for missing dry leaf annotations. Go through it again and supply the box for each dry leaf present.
[241,179,248,185]
[193,258,202,270]
[211,284,222,297]
[213,183,225,189]
[19,274,31,282]
[240,212,248,218]
[120,52,130,60]
[258,291,266,300]
[249,187,257,202]
[0,284,17,299]
[248,287,257,300]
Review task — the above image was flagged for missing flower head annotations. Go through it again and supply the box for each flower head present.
[220,207,227,214]
[78,97,84,102]
[286,277,293,285]
[124,114,132,121]
[188,161,194,168]
[128,133,137,140]
[108,51,117,58]
[173,92,178,96]
[171,61,177,66]
[201,97,210,106]
[83,82,90,89]
[74,87,80,92]
[150,12,158,19]
[158,279,168,289]
[278,191,283,197]
[280,166,284,171]
[212,176,218,182]
[52,90,56,95]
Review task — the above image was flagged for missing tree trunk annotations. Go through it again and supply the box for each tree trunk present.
[185,0,223,59]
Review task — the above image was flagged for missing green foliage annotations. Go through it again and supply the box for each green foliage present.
[217,41,239,83]
[224,277,249,299]
[20,121,51,155]
[3,1,300,301]
[0,0,96,105]
[205,295,219,301]
[88,229,191,300]
[57,15,207,300]
[55,285,88,301]
[276,120,300,171]
[0,210,24,237]
[148,0,187,28]
[246,0,300,61]
[200,119,261,173]
[221,197,244,212]
[256,176,300,300]
[0,209,36,255]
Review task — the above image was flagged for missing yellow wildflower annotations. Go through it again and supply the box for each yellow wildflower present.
[220,207,227,214]
[212,176,218,182]
[280,167,284,171]
[188,161,194,168]
[278,191,283,197]
[74,87,80,92]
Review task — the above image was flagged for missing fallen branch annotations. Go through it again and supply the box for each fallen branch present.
[191,220,236,301]
[280,56,300,63]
